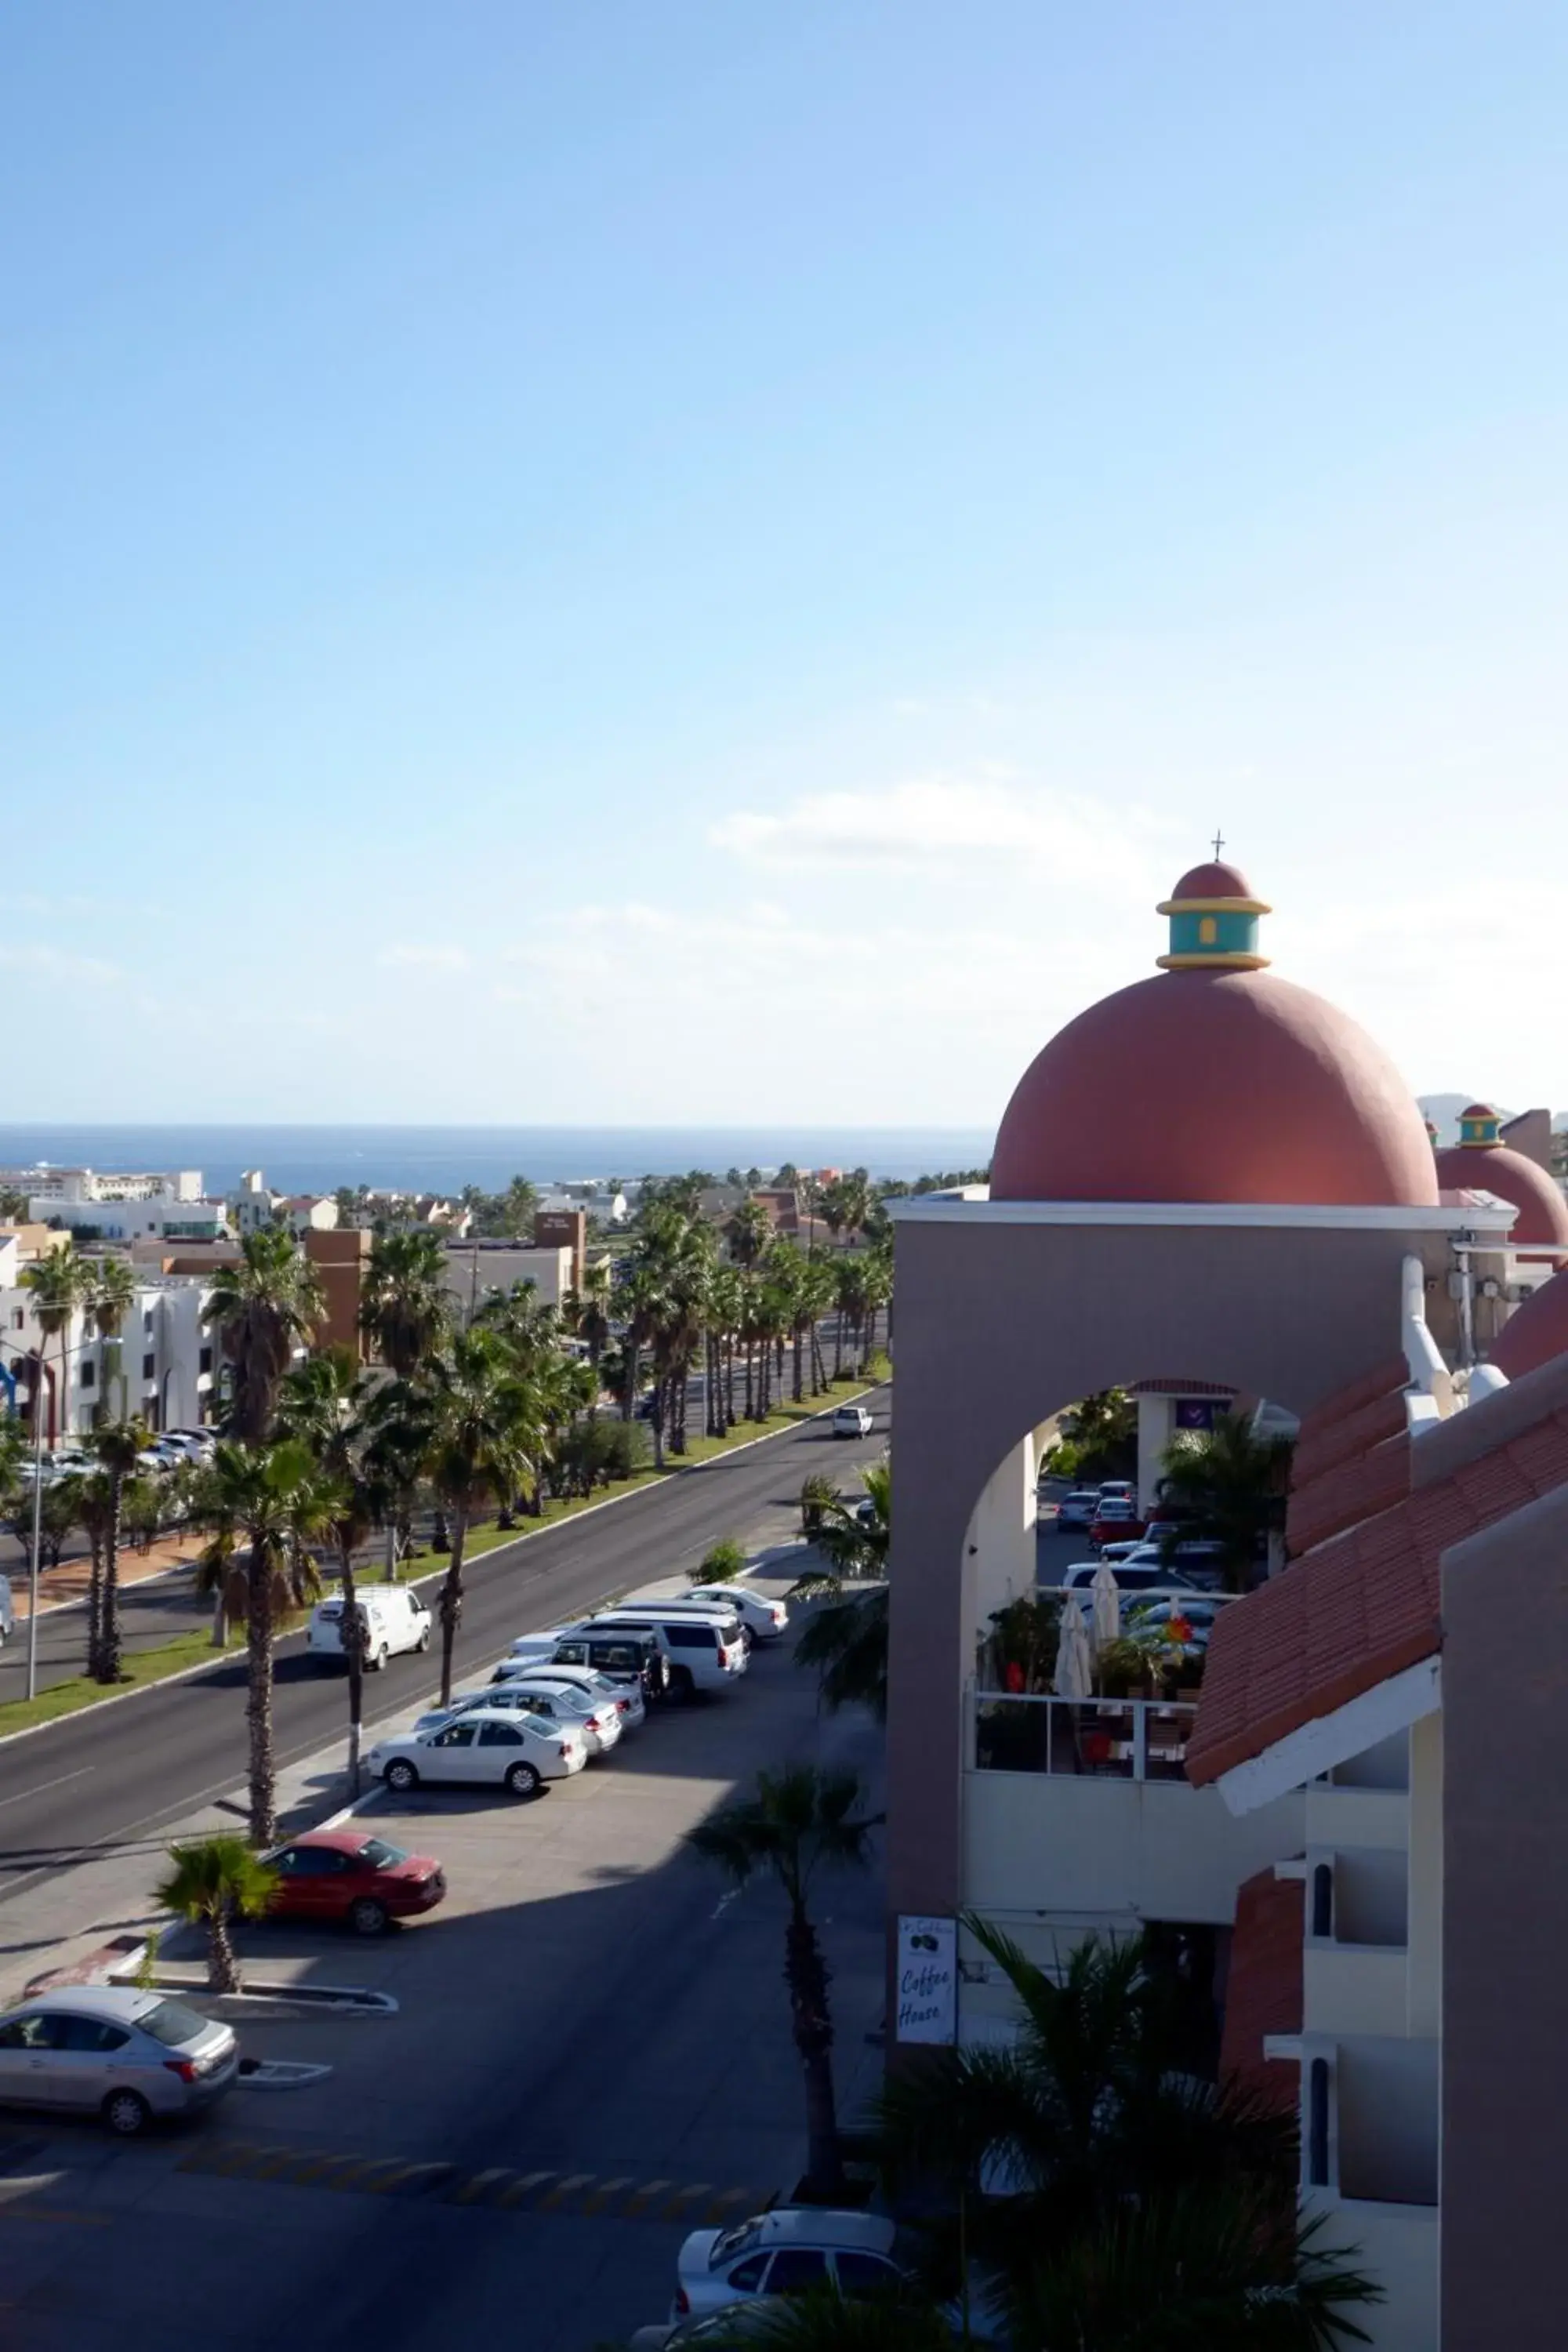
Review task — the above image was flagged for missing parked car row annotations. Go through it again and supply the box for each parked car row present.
[360,1586,791,1800]
[20,1427,216,1488]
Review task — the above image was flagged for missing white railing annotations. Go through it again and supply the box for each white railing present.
[971,1690,1199,1783]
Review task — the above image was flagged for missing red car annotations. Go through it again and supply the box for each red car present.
[1088,1502,1145,1552]
[262,1831,447,1936]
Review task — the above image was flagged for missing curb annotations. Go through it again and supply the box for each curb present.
[0,1382,888,1757]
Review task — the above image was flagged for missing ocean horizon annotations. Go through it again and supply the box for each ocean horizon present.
[0,1123,994,1198]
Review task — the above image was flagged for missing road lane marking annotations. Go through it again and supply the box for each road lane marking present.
[0,1767,93,1813]
[579,2174,634,2215]
[176,2142,775,2223]
[450,2166,514,2205]
[619,2178,671,2217]
[539,2171,594,2209]
[368,2161,452,2195]
[662,2182,712,2220]
[495,2169,557,2207]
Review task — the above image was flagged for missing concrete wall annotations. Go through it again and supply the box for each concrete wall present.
[1303,1945,1410,2039]
[887,1210,1451,1945]
[1306,2198,1437,2352]
[1337,2036,1439,2205]
[1405,1711,1441,2038]
[964,1768,1304,1926]
[1441,1479,1568,2349]
[965,1438,1038,1633]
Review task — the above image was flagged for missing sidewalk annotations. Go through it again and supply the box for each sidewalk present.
[8,1529,205,1621]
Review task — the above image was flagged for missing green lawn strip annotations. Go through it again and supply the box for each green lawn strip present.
[0,1367,890,1735]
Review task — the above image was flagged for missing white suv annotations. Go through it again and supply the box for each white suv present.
[832,1404,873,1439]
[568,1610,748,1698]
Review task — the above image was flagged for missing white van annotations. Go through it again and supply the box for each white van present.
[566,1609,748,1699]
[832,1404,873,1439]
[307,1584,432,1672]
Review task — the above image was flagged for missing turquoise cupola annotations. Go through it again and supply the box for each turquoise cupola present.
[1155,856,1272,972]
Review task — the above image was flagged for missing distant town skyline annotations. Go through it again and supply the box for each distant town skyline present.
[8,7,1566,1122]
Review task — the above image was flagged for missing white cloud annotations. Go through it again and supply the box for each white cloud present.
[0,943,121,984]
[376,944,472,972]
[710,772,1174,886]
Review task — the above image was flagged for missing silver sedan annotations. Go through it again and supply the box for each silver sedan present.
[0,1986,239,2136]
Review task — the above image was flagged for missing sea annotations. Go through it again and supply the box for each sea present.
[0,1124,993,1198]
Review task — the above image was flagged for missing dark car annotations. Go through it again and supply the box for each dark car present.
[262,1831,447,1936]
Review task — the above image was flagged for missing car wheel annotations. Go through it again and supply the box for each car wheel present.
[416,1627,430,1653]
[374,1646,390,1673]
[103,2088,152,2138]
[385,1759,419,1793]
[504,1761,541,1798]
[671,1665,697,1704]
[349,1896,390,1936]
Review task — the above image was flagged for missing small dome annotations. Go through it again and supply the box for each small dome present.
[1432,1140,1568,1254]
[1490,1270,1568,1380]
[1167,858,1260,903]
[992,858,1439,1209]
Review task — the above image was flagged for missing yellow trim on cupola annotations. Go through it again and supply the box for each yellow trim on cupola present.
[1155,895,1272,917]
[1156,949,1270,971]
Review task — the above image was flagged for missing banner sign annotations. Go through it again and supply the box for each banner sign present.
[895,1914,957,2045]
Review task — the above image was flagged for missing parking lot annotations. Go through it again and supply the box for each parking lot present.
[0,1501,888,2352]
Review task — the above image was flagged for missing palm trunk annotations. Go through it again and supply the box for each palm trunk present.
[85,1532,103,1680]
[670,1365,687,1457]
[98,1470,125,1682]
[784,1904,844,2201]
[832,1312,844,1382]
[650,1380,666,1472]
[247,1555,278,1846]
[206,1906,241,1995]
[339,1534,365,1797]
[744,1341,754,1421]
[437,1508,467,1706]
[726,1335,738,1427]
[621,1339,639,1421]
[792,1326,804,1404]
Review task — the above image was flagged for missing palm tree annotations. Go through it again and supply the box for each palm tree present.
[278,1348,386,1793]
[55,1466,112,1673]
[996,2185,1379,2350]
[21,1241,85,1450]
[728,1196,772,1270]
[424,1328,537,1703]
[358,1228,450,1378]
[86,1256,136,1420]
[88,1415,151,1683]
[875,1917,1298,2287]
[155,1835,279,1994]
[687,1765,880,2201]
[1157,1412,1296,1591]
[832,1254,868,1383]
[793,1457,891,1718]
[564,1258,613,1367]
[191,1438,340,1842]
[203,1231,326,1443]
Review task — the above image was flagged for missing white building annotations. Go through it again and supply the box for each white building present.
[1,1262,219,1440]
[1,1166,203,1205]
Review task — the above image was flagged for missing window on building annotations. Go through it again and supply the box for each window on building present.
[1308,2058,1331,2187]
[80,1362,95,1389]
[143,1353,155,1379]
[1311,1862,1334,1940]
[199,1346,212,1374]
[11,1310,22,1330]
[143,1310,154,1334]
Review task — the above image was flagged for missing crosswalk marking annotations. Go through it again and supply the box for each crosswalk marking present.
[173,2140,771,2226]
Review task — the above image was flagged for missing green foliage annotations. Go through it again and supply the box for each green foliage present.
[696,1534,747,1583]
[793,1457,892,1716]
[202,1229,327,1443]
[155,1833,279,1993]
[798,1471,837,1537]
[983,1592,1065,1692]
[1157,1411,1295,1591]
[1058,1389,1138,1483]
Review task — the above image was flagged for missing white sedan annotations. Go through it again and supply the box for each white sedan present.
[414,1679,622,1755]
[367,1710,586,1799]
[672,1584,788,1642]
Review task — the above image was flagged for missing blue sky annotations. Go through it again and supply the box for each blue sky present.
[5,4,1567,1124]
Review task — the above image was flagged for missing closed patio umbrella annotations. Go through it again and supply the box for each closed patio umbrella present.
[1090,1562,1121,1656]
[1053,1599,1093,1700]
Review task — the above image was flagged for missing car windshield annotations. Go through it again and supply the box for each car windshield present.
[138,1998,210,2047]
[358,1839,408,1869]
[710,2220,762,2265]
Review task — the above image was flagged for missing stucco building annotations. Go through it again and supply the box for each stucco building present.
[884,858,1568,2350]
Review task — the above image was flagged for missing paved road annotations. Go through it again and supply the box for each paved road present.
[0,1558,213,1704]
[0,1392,891,1911]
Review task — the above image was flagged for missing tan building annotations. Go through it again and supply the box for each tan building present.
[884,857,1559,2348]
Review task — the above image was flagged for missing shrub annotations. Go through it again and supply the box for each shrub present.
[695,1534,746,1584]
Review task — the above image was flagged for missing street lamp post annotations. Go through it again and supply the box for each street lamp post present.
[26,1352,45,1700]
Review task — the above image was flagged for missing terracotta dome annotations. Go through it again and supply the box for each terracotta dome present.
[1489,1268,1568,1381]
[991,861,1439,1209]
[1164,858,1260,903]
[1432,1127,1568,1254]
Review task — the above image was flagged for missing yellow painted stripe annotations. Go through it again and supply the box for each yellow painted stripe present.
[619,2177,671,2218]
[247,2147,309,2183]
[285,2151,365,2187]
[701,2186,755,2226]
[0,2206,111,2227]
[495,2170,557,2209]
[662,2183,712,2220]
[579,2174,633,2216]
[450,2167,515,2206]
[368,2161,452,2195]
[194,2142,265,2177]
[539,2171,595,2211]
[323,2157,401,2193]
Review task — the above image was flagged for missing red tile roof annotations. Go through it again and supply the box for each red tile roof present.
[1288,1356,1410,1487]
[1220,1867,1304,2111]
[1189,1351,1568,1787]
